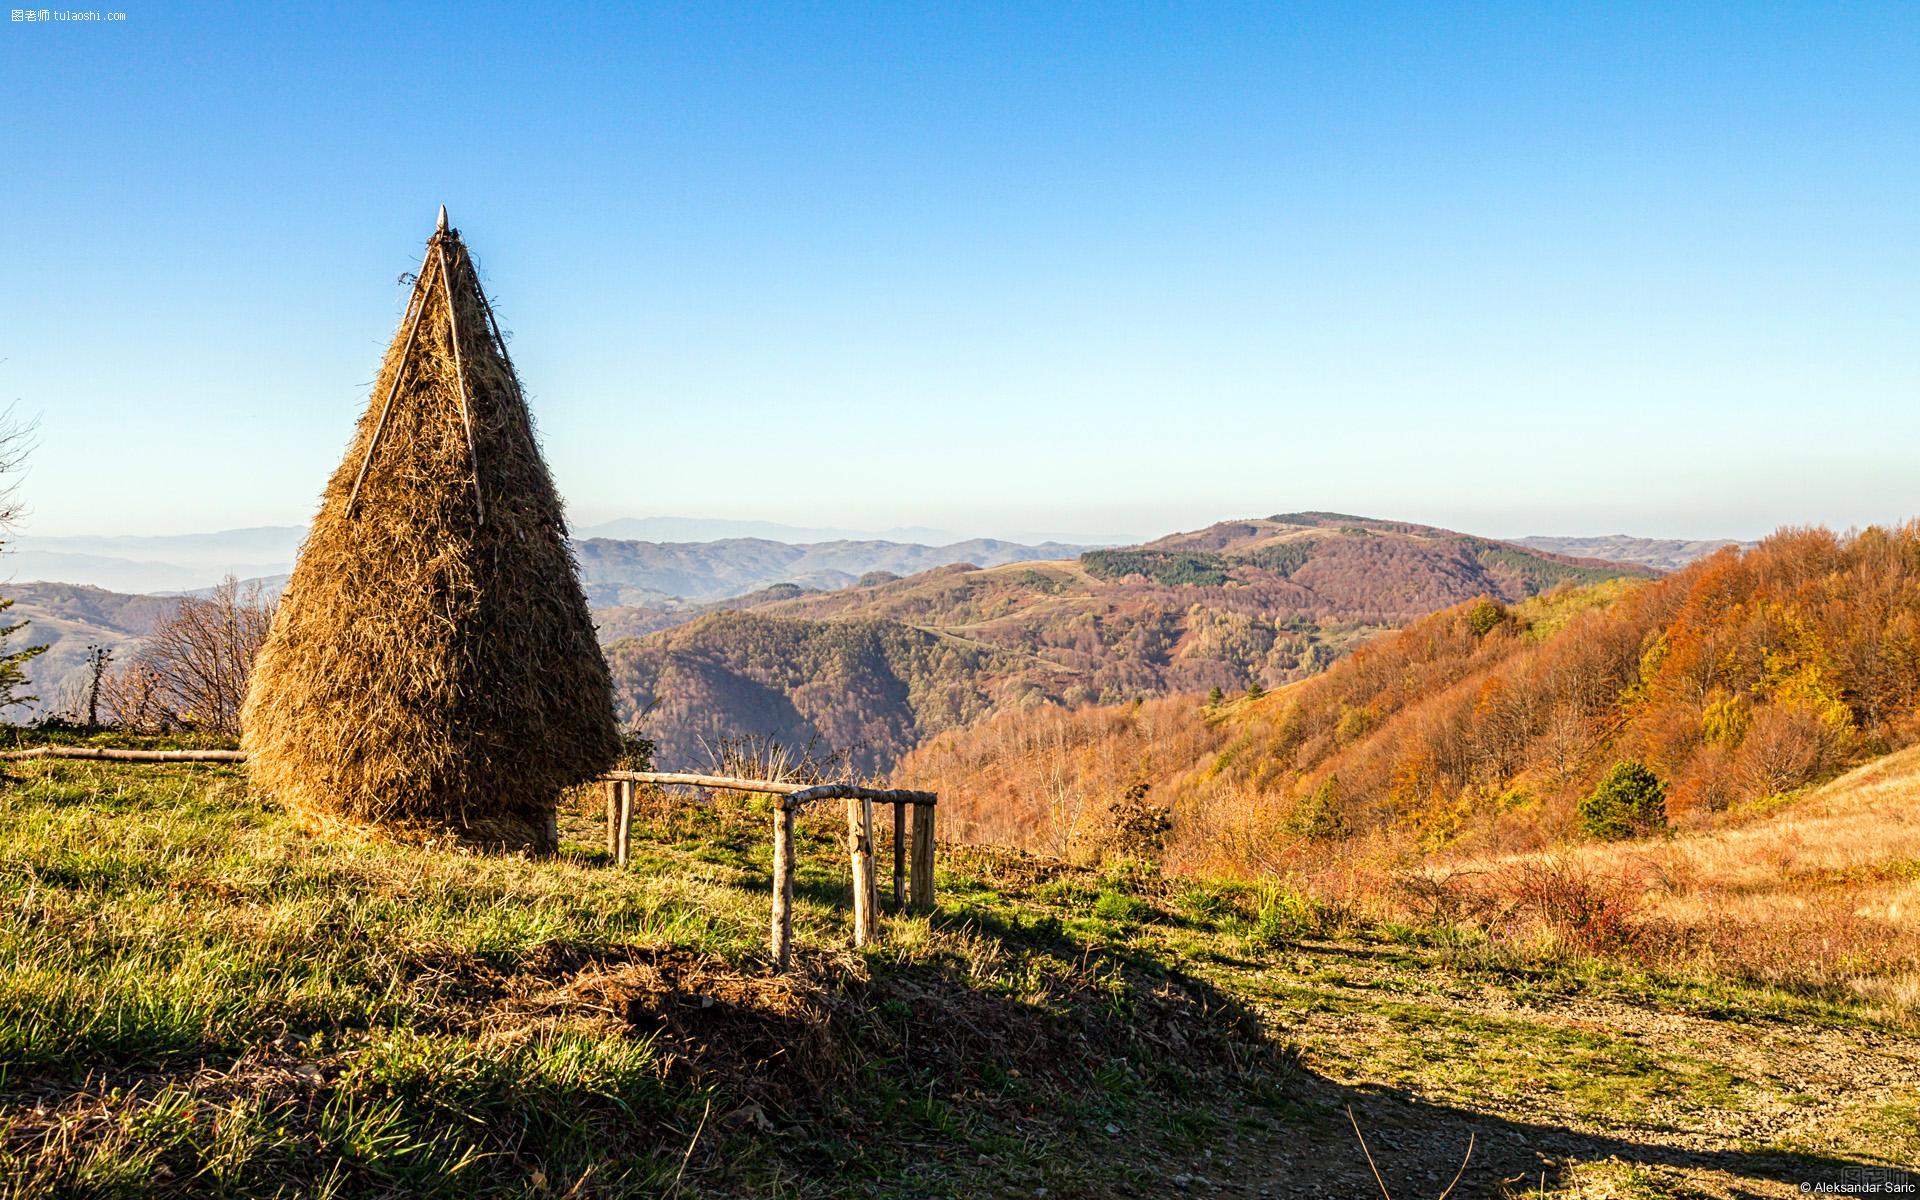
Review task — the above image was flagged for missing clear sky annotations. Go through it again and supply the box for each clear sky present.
[2,2,1916,543]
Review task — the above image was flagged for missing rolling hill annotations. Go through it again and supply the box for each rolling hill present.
[604,513,1655,771]
[0,583,182,712]
[897,523,1920,877]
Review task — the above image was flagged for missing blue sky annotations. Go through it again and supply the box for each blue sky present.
[2,2,1915,542]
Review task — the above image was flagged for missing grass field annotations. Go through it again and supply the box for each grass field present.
[0,757,1914,1197]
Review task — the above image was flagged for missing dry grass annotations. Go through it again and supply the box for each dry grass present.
[240,222,618,850]
[1383,747,1920,1020]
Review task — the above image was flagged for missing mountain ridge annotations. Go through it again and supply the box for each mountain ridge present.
[600,513,1659,770]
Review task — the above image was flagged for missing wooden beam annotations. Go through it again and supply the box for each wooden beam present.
[892,800,906,910]
[603,770,805,796]
[786,783,937,809]
[435,239,486,525]
[615,780,634,868]
[770,802,794,972]
[910,801,936,913]
[599,771,934,808]
[346,243,437,520]
[847,795,877,947]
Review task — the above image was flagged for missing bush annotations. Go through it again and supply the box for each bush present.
[1251,883,1328,945]
[1578,760,1668,840]
[1499,859,1643,955]
[1734,704,1835,803]
[1287,775,1349,840]
[1465,597,1507,638]
[1092,888,1151,926]
[1105,778,1172,863]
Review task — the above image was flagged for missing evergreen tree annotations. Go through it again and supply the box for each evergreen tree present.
[0,595,45,712]
[1578,761,1668,840]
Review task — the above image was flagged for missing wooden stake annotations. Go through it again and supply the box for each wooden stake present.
[892,800,906,910]
[910,801,936,913]
[345,244,437,519]
[435,239,486,525]
[770,801,794,972]
[847,796,877,947]
[605,779,620,857]
[615,780,634,868]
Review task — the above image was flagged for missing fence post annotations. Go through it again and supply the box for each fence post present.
[909,800,936,913]
[604,779,619,857]
[770,800,794,972]
[892,800,906,910]
[847,796,877,947]
[615,780,634,868]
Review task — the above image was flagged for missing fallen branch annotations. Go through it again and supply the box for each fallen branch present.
[0,746,246,763]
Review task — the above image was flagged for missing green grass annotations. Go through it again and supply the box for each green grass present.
[0,760,1905,1197]
[0,763,1288,1198]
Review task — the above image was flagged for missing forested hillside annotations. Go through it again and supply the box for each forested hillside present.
[899,524,1920,873]
[604,514,1651,771]
[602,613,1017,772]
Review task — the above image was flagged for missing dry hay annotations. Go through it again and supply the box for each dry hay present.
[241,216,618,850]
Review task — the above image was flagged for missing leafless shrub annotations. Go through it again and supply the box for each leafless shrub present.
[1734,704,1835,801]
[103,577,273,735]
[701,732,853,786]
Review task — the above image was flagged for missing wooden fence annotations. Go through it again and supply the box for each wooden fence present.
[602,771,937,972]
[0,748,938,973]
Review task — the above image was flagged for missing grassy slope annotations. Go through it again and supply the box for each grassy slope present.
[1,761,1913,1198]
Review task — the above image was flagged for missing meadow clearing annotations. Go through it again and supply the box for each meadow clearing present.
[0,746,1913,1197]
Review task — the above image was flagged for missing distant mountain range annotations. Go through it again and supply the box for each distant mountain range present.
[5,520,1745,597]
[1,529,1097,714]
[574,516,1138,546]
[572,537,1096,606]
[1511,534,1754,572]
[3,518,1133,595]
[6,526,308,594]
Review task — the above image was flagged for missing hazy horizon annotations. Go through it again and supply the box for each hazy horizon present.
[5,507,1784,550]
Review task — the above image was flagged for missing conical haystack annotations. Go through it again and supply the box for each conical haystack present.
[241,211,619,850]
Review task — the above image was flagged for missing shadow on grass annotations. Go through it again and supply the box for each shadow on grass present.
[877,904,1889,1199]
